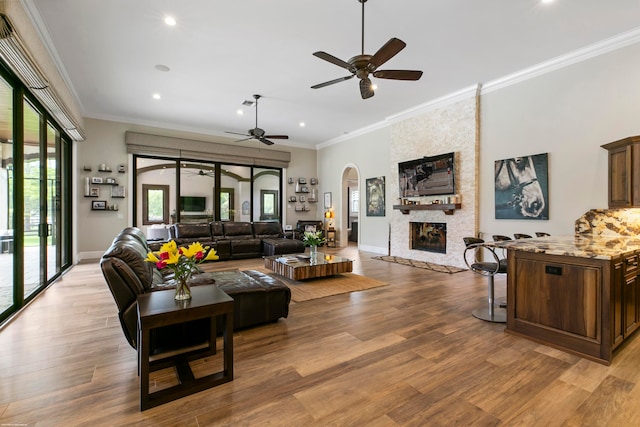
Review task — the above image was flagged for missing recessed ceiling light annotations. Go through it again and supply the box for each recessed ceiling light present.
[541,0,554,4]
[154,64,170,72]
[164,16,176,26]
[371,84,378,91]
[299,122,306,127]
[237,109,244,115]
[152,93,161,100]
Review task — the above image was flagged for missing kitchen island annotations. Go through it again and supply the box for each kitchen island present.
[495,233,640,365]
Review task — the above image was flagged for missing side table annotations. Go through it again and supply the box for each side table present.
[137,285,234,410]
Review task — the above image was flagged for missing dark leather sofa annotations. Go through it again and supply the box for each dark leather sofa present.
[101,227,292,354]
[168,221,305,259]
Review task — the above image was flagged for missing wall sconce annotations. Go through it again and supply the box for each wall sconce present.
[325,210,334,229]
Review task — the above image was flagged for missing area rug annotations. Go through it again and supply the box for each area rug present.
[372,255,467,274]
[260,270,388,302]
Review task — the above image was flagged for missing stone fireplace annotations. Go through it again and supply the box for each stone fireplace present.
[410,222,447,254]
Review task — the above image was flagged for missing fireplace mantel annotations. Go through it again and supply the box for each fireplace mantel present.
[393,203,462,215]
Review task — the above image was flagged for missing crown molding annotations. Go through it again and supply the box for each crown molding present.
[482,26,640,94]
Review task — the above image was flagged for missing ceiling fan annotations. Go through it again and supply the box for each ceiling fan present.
[225,94,289,145]
[311,0,423,99]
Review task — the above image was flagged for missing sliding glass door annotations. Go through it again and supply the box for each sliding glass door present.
[0,75,13,315]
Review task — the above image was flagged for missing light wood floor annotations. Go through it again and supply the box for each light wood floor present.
[2,245,640,426]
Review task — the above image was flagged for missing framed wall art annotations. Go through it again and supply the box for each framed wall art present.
[324,192,332,209]
[365,176,385,217]
[495,153,549,220]
[91,200,107,210]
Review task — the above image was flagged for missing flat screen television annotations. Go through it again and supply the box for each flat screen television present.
[180,196,206,212]
[398,152,455,197]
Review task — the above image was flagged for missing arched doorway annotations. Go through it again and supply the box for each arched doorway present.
[341,165,360,247]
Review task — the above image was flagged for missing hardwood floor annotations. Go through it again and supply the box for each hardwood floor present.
[2,245,640,425]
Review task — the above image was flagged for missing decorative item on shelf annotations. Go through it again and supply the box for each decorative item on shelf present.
[300,195,306,202]
[304,205,310,211]
[298,178,307,184]
[98,163,112,172]
[91,200,107,210]
[91,177,103,184]
[288,195,297,202]
[83,165,92,172]
[104,177,117,184]
[309,188,317,202]
[89,187,99,197]
[310,178,317,185]
[111,186,126,198]
[288,177,294,184]
[300,186,309,193]
[295,181,300,192]
[145,240,219,301]
[295,205,303,212]
[117,164,126,173]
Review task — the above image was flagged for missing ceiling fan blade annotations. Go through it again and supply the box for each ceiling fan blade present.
[259,138,275,146]
[373,69,423,81]
[264,135,289,139]
[225,131,250,137]
[369,38,406,69]
[234,136,253,143]
[311,75,355,89]
[313,51,353,70]
[360,78,375,100]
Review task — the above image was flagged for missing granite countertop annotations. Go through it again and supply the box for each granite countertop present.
[488,235,640,260]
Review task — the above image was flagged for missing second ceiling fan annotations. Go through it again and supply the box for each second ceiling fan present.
[225,94,289,146]
[311,0,423,99]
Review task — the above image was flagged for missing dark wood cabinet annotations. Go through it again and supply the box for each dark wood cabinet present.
[602,135,640,208]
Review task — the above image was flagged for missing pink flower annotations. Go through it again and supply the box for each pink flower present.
[156,261,167,269]
[195,251,204,260]
[159,252,169,260]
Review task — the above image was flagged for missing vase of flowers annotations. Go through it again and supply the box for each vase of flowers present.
[302,231,325,258]
[145,240,219,300]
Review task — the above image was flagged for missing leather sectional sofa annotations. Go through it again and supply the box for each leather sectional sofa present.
[101,227,292,355]
[167,221,305,259]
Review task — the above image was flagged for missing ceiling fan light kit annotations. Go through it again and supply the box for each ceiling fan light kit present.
[311,0,423,99]
[225,94,289,145]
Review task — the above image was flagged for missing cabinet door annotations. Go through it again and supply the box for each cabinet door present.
[612,261,625,347]
[624,275,639,336]
[608,145,632,207]
[515,259,600,339]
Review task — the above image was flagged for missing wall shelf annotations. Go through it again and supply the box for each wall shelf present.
[393,203,461,215]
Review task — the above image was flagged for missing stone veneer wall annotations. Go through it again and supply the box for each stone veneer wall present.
[390,96,478,269]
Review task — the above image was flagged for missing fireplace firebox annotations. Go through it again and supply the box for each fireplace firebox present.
[410,222,446,254]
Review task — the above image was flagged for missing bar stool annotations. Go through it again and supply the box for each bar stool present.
[535,232,550,237]
[514,233,532,239]
[492,235,512,241]
[463,237,507,323]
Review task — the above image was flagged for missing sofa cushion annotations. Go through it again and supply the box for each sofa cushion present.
[223,222,254,239]
[210,221,225,238]
[174,223,212,239]
[253,221,284,238]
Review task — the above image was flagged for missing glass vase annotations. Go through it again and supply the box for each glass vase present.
[309,245,318,258]
[175,275,192,301]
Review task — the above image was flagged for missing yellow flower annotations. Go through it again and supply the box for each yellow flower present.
[159,240,178,255]
[181,242,206,259]
[144,252,160,263]
[204,248,219,261]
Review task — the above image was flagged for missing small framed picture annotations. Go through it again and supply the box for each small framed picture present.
[299,195,306,202]
[89,187,99,197]
[91,200,107,210]
[298,178,306,184]
[288,177,294,184]
[310,178,317,185]
[105,177,116,184]
[111,186,126,198]
[91,177,103,184]
[324,192,332,209]
[300,186,309,193]
[288,196,297,202]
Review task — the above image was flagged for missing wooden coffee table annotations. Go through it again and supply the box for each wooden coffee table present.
[264,253,353,280]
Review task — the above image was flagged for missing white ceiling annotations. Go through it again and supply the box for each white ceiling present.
[25,0,640,149]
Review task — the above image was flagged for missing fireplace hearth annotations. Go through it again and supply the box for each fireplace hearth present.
[410,222,446,254]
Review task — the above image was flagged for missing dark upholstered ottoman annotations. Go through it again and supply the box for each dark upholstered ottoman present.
[195,269,291,332]
[262,238,305,256]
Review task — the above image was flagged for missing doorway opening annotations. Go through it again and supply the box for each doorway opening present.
[341,166,360,248]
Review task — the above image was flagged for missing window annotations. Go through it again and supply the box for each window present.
[220,188,235,221]
[142,184,169,224]
[351,190,359,213]
[260,190,278,220]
